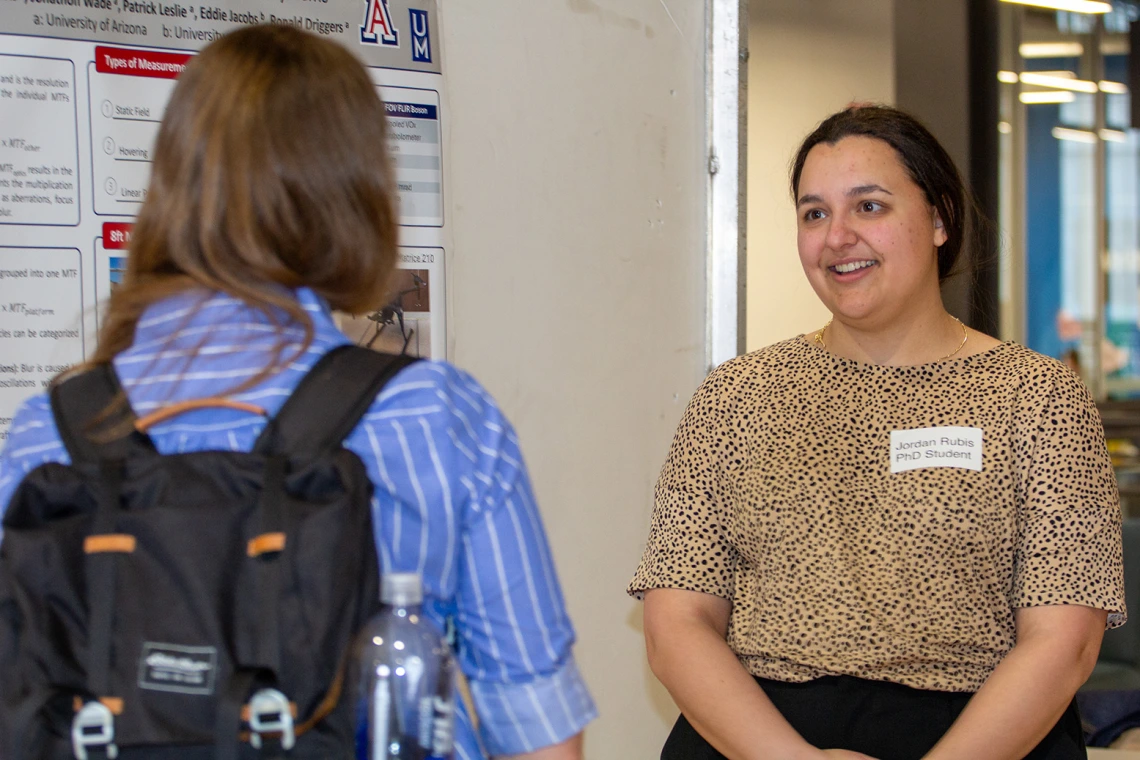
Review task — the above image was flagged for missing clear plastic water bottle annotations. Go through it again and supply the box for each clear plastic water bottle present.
[353,573,456,760]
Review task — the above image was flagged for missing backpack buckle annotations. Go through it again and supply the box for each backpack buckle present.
[248,688,296,751]
[71,701,118,760]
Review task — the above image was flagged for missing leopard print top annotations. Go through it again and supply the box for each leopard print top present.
[629,337,1125,691]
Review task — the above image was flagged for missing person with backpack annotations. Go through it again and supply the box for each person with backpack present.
[0,24,594,760]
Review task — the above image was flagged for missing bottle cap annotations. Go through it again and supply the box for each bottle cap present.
[381,573,423,606]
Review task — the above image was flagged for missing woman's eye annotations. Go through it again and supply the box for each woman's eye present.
[859,201,883,213]
[803,209,825,222]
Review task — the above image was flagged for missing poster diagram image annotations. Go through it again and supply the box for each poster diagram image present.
[343,268,431,358]
[94,222,132,327]
[340,248,445,360]
[109,256,127,288]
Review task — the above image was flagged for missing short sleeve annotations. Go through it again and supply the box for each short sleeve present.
[1011,367,1126,627]
[627,362,742,601]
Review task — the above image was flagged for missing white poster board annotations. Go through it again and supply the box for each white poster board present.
[0,0,446,441]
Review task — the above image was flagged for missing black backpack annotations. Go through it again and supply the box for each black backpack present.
[0,346,416,759]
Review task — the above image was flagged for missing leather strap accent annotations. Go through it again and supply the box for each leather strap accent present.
[294,659,345,735]
[134,398,266,433]
[72,696,124,715]
[246,532,286,558]
[236,661,345,741]
[83,534,136,554]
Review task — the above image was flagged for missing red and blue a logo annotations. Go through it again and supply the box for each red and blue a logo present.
[361,0,399,46]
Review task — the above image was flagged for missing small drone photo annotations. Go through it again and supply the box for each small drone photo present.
[340,268,432,358]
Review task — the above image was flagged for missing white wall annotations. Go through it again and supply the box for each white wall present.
[440,0,958,753]
[746,0,896,352]
[440,2,708,756]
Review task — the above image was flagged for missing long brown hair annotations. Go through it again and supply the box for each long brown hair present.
[87,24,399,379]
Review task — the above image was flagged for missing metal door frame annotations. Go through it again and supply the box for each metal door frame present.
[707,0,747,369]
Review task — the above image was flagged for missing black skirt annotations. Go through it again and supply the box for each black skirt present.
[662,675,1086,760]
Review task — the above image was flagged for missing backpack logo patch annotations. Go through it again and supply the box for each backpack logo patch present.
[138,643,217,695]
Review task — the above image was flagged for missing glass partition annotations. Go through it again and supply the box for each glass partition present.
[999,1,1140,513]
[1000,1,1138,397]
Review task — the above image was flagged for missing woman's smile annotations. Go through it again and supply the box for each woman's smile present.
[829,259,878,280]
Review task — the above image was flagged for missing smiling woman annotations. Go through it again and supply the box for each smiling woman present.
[789,106,995,365]
[629,105,1125,760]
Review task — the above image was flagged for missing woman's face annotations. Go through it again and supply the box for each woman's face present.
[795,135,947,328]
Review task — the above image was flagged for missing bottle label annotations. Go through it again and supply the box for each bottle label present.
[418,695,454,756]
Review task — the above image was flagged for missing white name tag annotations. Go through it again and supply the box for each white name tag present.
[890,426,983,473]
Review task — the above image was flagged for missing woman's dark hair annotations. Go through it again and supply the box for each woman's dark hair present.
[790,104,978,282]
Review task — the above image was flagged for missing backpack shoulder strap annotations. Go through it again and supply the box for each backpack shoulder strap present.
[254,346,420,459]
[49,364,154,465]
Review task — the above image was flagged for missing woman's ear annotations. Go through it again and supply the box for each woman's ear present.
[933,209,949,248]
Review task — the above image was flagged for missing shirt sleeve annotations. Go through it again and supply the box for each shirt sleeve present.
[449,375,596,755]
[348,361,596,756]
[627,360,742,601]
[0,393,68,545]
[1011,365,1126,627]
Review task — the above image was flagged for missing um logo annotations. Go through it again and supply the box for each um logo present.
[361,0,399,47]
[410,8,431,63]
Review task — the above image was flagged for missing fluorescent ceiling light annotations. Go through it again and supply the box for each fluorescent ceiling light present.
[1021,90,1077,103]
[1100,129,1129,142]
[1020,71,1098,92]
[1020,42,1085,58]
[1053,127,1099,143]
[1099,80,1129,94]
[1000,0,1111,13]
[998,70,1020,83]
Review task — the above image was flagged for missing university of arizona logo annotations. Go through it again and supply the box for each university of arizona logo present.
[361,0,399,46]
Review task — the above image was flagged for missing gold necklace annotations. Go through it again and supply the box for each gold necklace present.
[814,316,969,361]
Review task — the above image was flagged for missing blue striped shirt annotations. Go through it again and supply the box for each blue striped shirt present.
[0,288,596,758]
